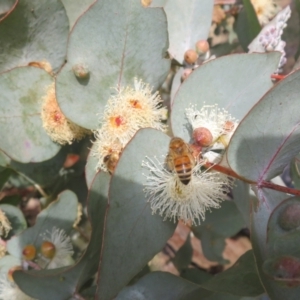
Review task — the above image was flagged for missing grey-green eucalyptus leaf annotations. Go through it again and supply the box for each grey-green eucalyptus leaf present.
[97,128,177,300]
[61,0,95,29]
[56,0,170,129]
[13,172,109,300]
[85,146,99,189]
[227,69,300,182]
[0,67,60,163]
[201,250,265,297]
[7,190,78,258]
[164,0,213,63]
[171,52,281,141]
[0,255,21,275]
[0,0,69,73]
[251,188,300,300]
[0,0,18,21]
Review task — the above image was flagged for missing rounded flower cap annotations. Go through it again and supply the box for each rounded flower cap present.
[39,227,74,269]
[0,274,37,300]
[93,78,168,172]
[142,156,234,225]
[186,104,237,150]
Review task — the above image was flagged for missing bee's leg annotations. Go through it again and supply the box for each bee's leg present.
[165,154,174,172]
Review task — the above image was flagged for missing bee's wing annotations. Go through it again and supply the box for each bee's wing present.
[165,153,174,171]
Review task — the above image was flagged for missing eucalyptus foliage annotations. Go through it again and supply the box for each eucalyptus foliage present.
[0,0,299,299]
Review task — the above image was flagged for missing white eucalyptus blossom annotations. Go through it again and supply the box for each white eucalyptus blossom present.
[93,78,167,172]
[248,5,291,73]
[186,104,238,151]
[143,156,234,225]
[39,227,74,269]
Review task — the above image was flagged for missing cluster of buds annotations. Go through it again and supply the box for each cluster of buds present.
[181,40,211,82]
[22,227,74,270]
[248,5,291,73]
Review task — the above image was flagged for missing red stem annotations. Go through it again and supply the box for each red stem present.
[205,162,300,197]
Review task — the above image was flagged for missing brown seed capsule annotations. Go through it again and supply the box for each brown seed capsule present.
[195,40,210,55]
[223,120,235,132]
[184,49,198,65]
[22,244,36,261]
[181,68,193,82]
[40,241,56,259]
[72,63,89,79]
[193,127,213,147]
[8,266,22,282]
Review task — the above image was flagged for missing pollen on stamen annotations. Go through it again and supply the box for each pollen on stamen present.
[142,155,234,225]
[92,78,168,172]
[41,83,90,145]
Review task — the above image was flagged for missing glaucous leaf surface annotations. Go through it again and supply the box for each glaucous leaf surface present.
[56,0,170,129]
[170,67,184,106]
[0,204,26,237]
[227,69,300,182]
[232,180,251,227]
[0,0,17,21]
[235,0,261,51]
[181,268,213,285]
[149,0,167,7]
[7,190,78,258]
[14,172,110,300]
[0,255,21,275]
[85,145,99,189]
[97,128,177,300]
[202,250,265,297]
[116,271,204,300]
[117,271,242,300]
[192,201,244,263]
[251,188,300,300]
[61,0,95,29]
[164,0,213,63]
[173,234,193,272]
[0,67,60,163]
[171,53,281,141]
[8,147,68,187]
[0,0,69,73]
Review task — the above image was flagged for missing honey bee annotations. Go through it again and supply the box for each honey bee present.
[103,152,120,175]
[166,137,195,185]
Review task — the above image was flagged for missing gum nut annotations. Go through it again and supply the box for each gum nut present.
[195,40,209,55]
[193,127,213,147]
[22,244,36,261]
[184,49,198,64]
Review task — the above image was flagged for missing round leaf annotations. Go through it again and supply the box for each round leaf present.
[164,0,213,63]
[0,0,69,73]
[97,128,177,300]
[0,67,60,163]
[227,69,300,182]
[13,172,110,300]
[56,0,170,129]
[171,52,281,141]
[61,0,95,29]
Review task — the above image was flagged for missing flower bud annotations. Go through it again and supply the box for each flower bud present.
[8,266,22,282]
[22,244,36,261]
[63,154,80,168]
[40,241,56,259]
[278,203,300,231]
[184,49,198,65]
[193,127,213,147]
[181,69,193,82]
[195,40,209,55]
[72,63,89,79]
[223,120,235,132]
